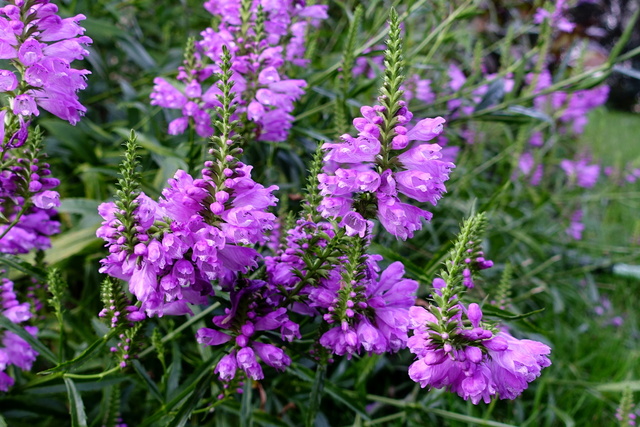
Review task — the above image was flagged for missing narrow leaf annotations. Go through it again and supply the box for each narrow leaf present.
[166,372,214,427]
[132,360,164,404]
[306,363,327,427]
[0,254,47,281]
[0,316,57,365]
[474,79,505,112]
[64,377,88,427]
[40,329,117,374]
[481,305,545,320]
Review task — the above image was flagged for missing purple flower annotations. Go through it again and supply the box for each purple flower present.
[150,0,326,142]
[319,103,453,239]
[0,275,38,391]
[0,1,91,124]
[565,209,584,240]
[97,164,278,317]
[408,303,551,403]
[560,158,600,188]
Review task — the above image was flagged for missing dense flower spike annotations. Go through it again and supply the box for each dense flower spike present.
[0,275,39,391]
[0,131,61,254]
[405,214,551,403]
[264,215,418,357]
[150,0,327,142]
[319,104,454,239]
[197,279,296,382]
[318,11,455,240]
[317,258,419,356]
[0,0,91,124]
[408,303,551,404]
[97,164,278,317]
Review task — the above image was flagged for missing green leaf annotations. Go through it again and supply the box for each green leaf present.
[64,378,88,427]
[48,227,103,265]
[26,376,127,395]
[0,316,57,365]
[305,363,326,427]
[40,329,117,375]
[113,128,182,159]
[0,254,47,281]
[139,352,220,427]
[474,79,505,112]
[481,305,545,321]
[252,411,291,427]
[608,7,640,63]
[58,198,102,221]
[290,364,370,421]
[166,371,214,427]
[240,378,253,427]
[613,65,640,81]
[425,408,517,426]
[132,360,164,404]
[369,243,432,283]
[468,106,554,124]
[596,380,640,392]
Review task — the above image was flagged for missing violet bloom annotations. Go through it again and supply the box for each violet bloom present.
[560,158,600,188]
[317,258,418,357]
[534,0,576,33]
[517,152,543,186]
[530,70,609,136]
[196,280,296,382]
[408,303,551,404]
[0,276,39,391]
[0,0,91,124]
[0,154,61,255]
[402,75,435,105]
[97,165,278,318]
[150,0,327,142]
[565,209,584,240]
[319,102,454,240]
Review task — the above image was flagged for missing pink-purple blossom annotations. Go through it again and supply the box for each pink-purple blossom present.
[408,303,551,403]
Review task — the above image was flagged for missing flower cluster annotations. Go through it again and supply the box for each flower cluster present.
[408,302,551,404]
[0,0,91,124]
[97,163,278,318]
[319,105,455,239]
[560,157,600,188]
[565,209,585,240]
[533,0,576,33]
[0,276,38,391]
[150,0,327,142]
[531,71,609,137]
[0,0,91,255]
[264,218,419,357]
[197,279,298,384]
[1,136,60,254]
[316,258,418,357]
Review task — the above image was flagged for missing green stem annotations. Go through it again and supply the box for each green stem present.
[0,201,30,240]
[63,366,121,380]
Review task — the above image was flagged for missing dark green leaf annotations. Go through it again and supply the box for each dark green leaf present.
[64,378,88,427]
[166,372,214,427]
[474,79,505,112]
[132,360,164,404]
[41,329,117,375]
[0,254,47,281]
[305,363,326,427]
